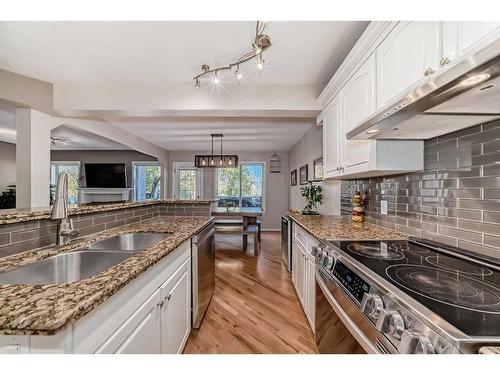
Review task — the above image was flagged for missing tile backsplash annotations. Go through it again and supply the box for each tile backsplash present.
[0,203,211,258]
[341,119,500,259]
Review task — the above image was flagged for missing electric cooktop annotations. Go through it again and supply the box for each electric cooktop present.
[327,239,500,338]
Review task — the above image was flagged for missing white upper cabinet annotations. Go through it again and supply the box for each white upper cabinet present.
[340,53,375,172]
[322,94,341,179]
[376,22,441,108]
[442,21,500,66]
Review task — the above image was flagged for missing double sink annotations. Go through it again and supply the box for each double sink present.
[0,233,171,285]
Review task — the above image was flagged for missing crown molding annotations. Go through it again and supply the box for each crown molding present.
[317,21,399,109]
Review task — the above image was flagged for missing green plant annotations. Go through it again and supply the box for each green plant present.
[300,182,323,213]
[0,185,16,209]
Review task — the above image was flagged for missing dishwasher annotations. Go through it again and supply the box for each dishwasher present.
[191,222,215,329]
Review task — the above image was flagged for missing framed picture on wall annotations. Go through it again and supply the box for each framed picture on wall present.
[291,169,297,186]
[299,164,308,185]
[313,157,323,180]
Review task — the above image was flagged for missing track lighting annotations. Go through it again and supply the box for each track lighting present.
[257,54,264,71]
[192,21,271,89]
[235,66,243,81]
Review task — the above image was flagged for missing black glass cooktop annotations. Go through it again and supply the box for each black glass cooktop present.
[327,240,500,337]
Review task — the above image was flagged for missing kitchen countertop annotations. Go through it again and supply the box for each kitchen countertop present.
[0,215,212,335]
[288,212,407,241]
[0,199,217,225]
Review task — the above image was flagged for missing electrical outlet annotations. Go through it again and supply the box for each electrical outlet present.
[381,200,388,215]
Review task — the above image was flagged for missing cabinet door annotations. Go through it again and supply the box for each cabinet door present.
[305,257,316,330]
[95,290,161,354]
[295,244,306,305]
[160,259,191,354]
[442,21,500,65]
[340,53,375,172]
[292,239,298,286]
[322,94,342,179]
[377,21,440,108]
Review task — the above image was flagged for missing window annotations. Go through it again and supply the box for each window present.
[133,162,161,201]
[216,163,264,209]
[50,161,80,204]
[173,162,202,200]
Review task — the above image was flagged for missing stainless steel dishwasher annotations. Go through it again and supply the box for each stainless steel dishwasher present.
[191,222,215,329]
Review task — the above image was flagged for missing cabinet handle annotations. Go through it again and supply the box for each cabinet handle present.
[439,57,451,67]
[158,301,164,308]
[165,293,172,302]
[424,67,435,76]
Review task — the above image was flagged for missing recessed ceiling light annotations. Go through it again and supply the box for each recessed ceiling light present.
[461,73,491,87]
[367,129,380,135]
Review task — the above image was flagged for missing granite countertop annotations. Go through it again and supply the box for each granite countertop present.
[0,199,217,225]
[0,216,212,335]
[288,212,407,241]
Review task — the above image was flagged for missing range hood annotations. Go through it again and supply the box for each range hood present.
[347,39,500,140]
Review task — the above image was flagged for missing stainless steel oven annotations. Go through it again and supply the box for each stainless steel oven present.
[315,267,383,353]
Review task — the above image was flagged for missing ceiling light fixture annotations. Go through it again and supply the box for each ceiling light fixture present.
[192,21,271,88]
[50,136,69,145]
[195,134,239,168]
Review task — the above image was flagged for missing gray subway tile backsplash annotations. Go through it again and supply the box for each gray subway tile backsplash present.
[341,119,500,259]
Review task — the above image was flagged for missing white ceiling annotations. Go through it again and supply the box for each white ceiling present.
[109,117,315,151]
[0,21,368,86]
[0,104,129,150]
[51,125,130,150]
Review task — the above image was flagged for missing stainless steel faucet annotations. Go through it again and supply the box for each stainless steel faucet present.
[51,172,79,246]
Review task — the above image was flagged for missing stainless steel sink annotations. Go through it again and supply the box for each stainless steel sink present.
[0,250,138,285]
[87,232,171,251]
[0,232,172,285]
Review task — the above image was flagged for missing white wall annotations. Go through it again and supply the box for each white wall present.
[168,150,290,230]
[289,125,340,215]
[51,150,157,188]
[0,142,16,192]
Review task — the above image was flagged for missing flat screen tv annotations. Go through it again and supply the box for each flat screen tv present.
[84,163,127,188]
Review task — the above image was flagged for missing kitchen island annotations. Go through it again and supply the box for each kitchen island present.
[0,215,213,353]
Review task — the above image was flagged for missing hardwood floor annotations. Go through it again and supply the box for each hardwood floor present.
[183,232,318,354]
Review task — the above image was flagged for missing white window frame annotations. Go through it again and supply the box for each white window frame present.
[172,162,203,200]
[215,161,266,212]
[132,161,162,201]
[50,161,81,204]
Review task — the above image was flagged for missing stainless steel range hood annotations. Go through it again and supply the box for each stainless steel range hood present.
[347,38,500,140]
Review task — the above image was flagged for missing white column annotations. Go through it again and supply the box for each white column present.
[16,108,52,208]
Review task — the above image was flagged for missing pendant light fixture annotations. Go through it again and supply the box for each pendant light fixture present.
[192,21,271,89]
[195,134,239,168]
[269,151,281,173]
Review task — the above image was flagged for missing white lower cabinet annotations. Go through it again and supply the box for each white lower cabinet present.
[160,259,191,354]
[96,290,162,354]
[292,225,317,331]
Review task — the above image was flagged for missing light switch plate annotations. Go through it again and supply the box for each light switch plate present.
[381,200,388,215]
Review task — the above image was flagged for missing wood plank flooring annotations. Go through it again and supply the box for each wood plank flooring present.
[183,232,317,354]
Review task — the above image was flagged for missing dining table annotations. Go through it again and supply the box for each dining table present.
[211,206,263,249]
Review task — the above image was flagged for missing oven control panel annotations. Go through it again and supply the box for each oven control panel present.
[332,260,371,303]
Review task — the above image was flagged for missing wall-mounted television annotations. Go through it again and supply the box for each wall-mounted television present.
[84,163,127,188]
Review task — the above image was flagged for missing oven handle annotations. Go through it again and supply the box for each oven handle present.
[316,270,380,354]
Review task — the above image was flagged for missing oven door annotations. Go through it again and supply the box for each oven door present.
[315,269,390,354]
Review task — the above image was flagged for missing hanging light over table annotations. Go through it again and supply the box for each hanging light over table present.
[195,134,239,168]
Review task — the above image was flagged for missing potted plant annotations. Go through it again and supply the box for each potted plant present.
[300,182,323,215]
